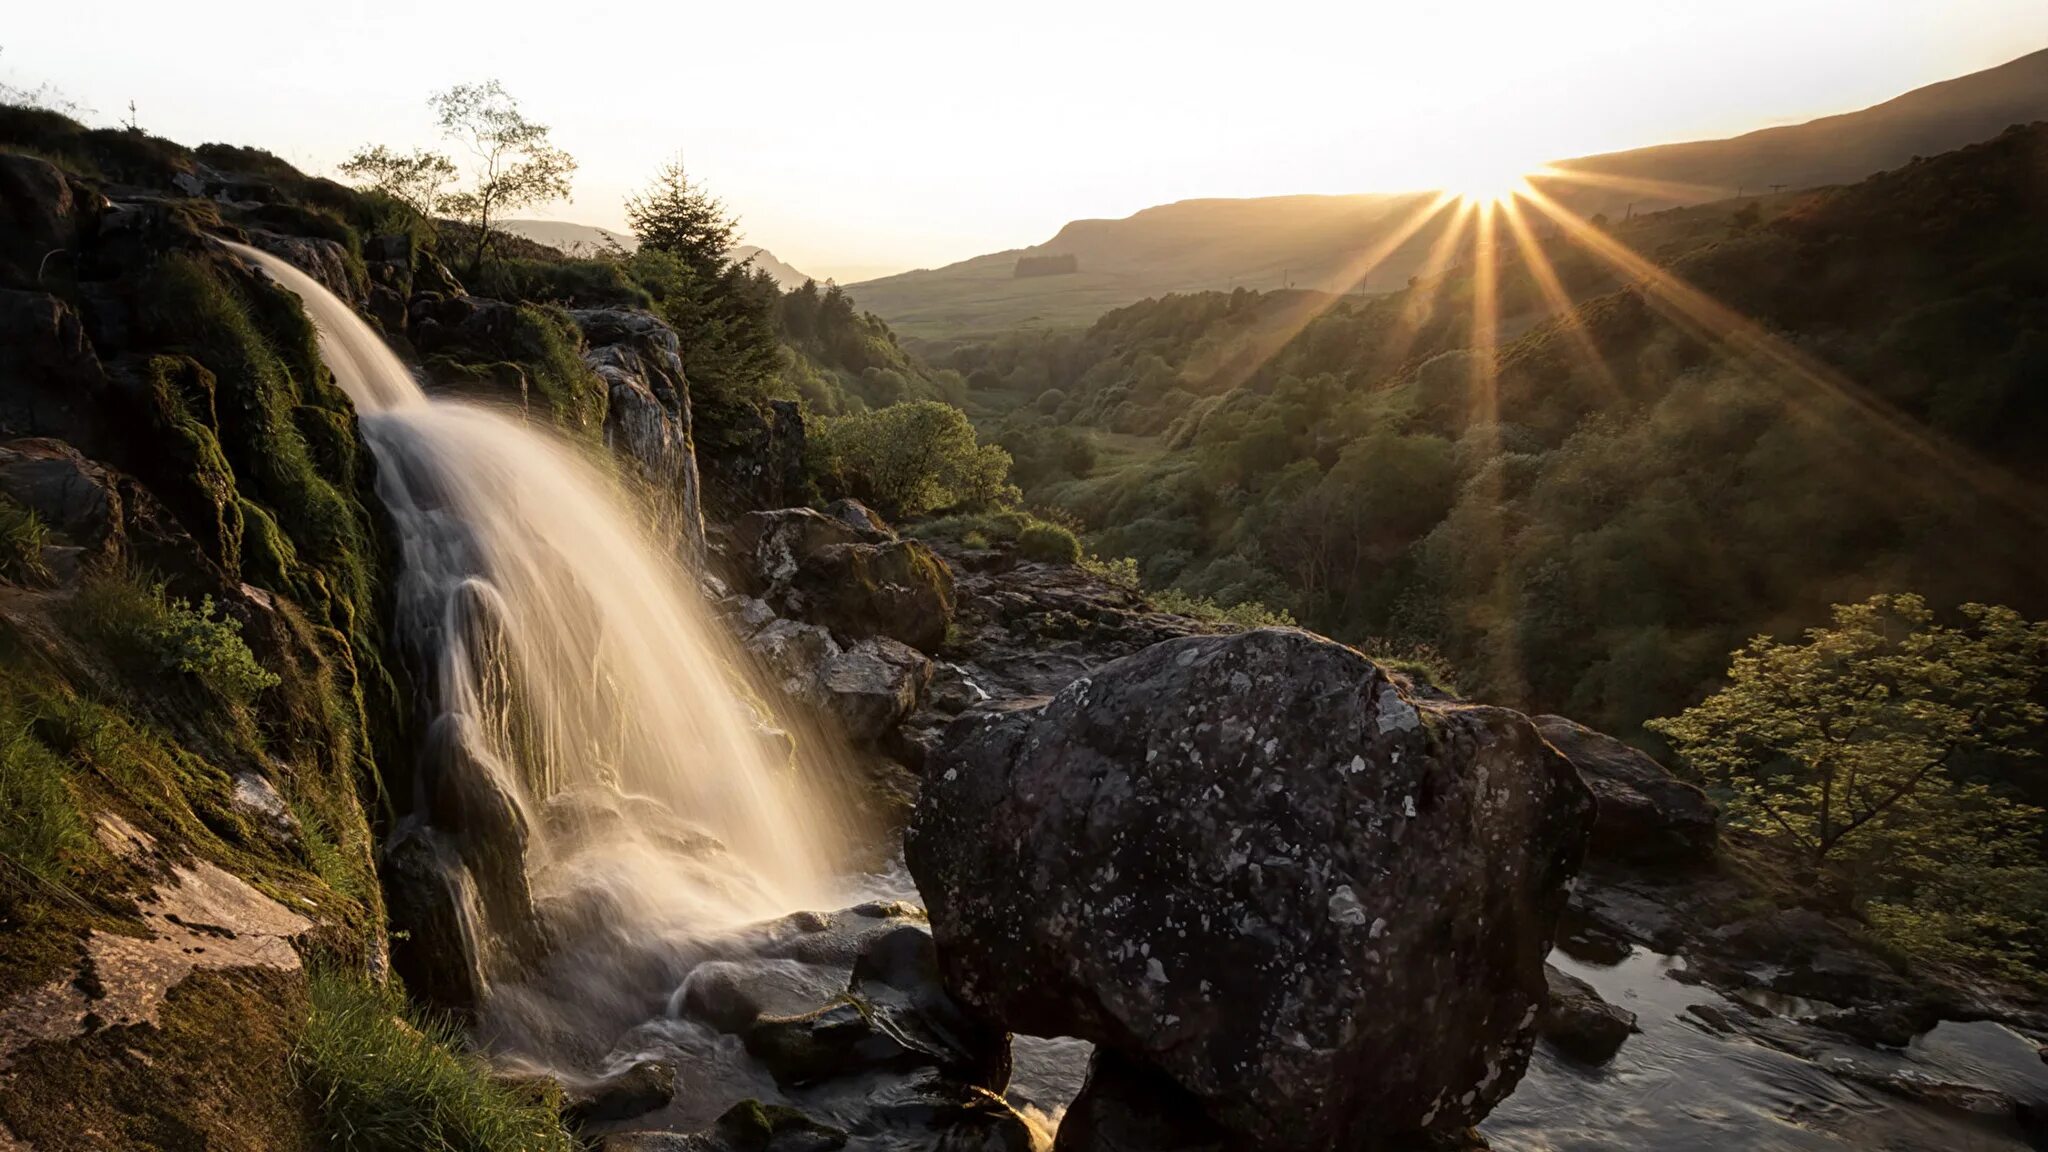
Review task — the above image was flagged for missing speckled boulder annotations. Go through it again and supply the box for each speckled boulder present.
[906,629,1593,1150]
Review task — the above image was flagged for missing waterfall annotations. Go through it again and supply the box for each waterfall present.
[224,243,852,1046]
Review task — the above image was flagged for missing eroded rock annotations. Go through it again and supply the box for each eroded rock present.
[908,628,1594,1148]
[1534,715,1718,867]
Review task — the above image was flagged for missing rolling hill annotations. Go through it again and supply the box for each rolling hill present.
[849,46,2048,339]
[495,221,815,287]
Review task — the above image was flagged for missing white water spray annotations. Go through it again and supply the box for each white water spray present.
[225,244,851,1042]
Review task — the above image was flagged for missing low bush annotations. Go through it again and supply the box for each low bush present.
[1016,521,1081,564]
[1150,588,1296,629]
[68,573,279,704]
[296,971,575,1152]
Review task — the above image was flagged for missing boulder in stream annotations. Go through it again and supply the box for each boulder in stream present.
[1537,963,1638,1064]
[908,628,1594,1149]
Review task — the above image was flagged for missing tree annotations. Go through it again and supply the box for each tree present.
[336,145,457,233]
[1650,595,2048,975]
[626,160,737,277]
[809,401,1016,519]
[430,81,576,273]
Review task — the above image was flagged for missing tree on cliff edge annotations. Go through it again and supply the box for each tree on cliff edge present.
[430,81,576,273]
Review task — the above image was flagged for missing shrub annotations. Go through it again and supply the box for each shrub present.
[0,497,51,585]
[809,401,1016,519]
[296,971,575,1152]
[1016,521,1081,564]
[1150,588,1296,629]
[69,573,279,703]
[1080,553,1141,590]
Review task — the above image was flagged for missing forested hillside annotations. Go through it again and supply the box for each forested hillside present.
[944,124,2048,739]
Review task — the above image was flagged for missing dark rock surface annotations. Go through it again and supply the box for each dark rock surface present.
[909,628,1595,1149]
[1533,715,1718,867]
[567,1060,681,1126]
[1537,963,1637,1063]
[730,507,956,654]
[572,306,705,553]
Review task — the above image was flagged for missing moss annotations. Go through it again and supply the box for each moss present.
[505,304,607,435]
[0,968,312,1152]
[139,355,245,576]
[0,698,88,891]
[296,970,576,1152]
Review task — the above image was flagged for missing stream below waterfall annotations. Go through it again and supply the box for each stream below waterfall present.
[230,240,2048,1151]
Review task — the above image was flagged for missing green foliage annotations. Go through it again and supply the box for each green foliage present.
[1016,521,1082,564]
[335,145,455,235]
[810,401,1016,519]
[0,496,50,585]
[296,971,575,1152]
[775,279,961,413]
[1080,553,1141,589]
[1649,594,2048,977]
[1150,588,1296,629]
[69,573,279,704]
[626,244,781,413]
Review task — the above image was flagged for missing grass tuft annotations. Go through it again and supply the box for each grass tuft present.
[296,971,576,1152]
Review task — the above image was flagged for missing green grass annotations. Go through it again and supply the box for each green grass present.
[0,496,52,585]
[66,570,279,704]
[1016,521,1081,564]
[0,703,86,894]
[296,971,576,1152]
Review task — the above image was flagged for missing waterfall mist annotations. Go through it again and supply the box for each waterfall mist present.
[226,242,862,1062]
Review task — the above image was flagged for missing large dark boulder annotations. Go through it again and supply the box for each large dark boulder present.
[572,307,704,553]
[908,629,1594,1150]
[1533,715,1718,867]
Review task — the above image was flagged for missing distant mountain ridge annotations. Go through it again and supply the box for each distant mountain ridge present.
[849,47,2048,338]
[495,220,815,288]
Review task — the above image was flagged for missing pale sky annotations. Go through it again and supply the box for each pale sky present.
[7,2,2045,281]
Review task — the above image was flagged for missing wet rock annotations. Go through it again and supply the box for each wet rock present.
[244,229,357,304]
[855,1070,1037,1151]
[674,958,843,1035]
[744,998,928,1086]
[1534,715,1718,867]
[380,822,491,1016]
[564,1059,677,1126]
[1054,1049,1230,1152]
[422,713,541,958]
[603,1099,848,1151]
[913,627,1597,1147]
[908,629,1594,1149]
[850,924,1010,1088]
[821,498,892,536]
[1537,964,1637,1064]
[1808,1000,1943,1048]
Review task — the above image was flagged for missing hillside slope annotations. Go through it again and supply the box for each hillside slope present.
[852,47,2048,339]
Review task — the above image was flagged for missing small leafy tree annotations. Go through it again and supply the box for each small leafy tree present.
[336,145,457,234]
[430,81,576,273]
[1650,594,2048,976]
[809,401,1016,519]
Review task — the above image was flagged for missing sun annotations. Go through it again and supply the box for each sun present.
[1437,159,1545,205]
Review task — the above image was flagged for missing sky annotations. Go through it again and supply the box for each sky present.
[6,2,2046,282]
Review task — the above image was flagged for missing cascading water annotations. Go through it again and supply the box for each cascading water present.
[223,242,859,1051]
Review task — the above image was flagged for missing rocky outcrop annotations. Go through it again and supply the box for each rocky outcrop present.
[730,507,955,653]
[697,397,809,518]
[573,307,705,554]
[1537,964,1637,1064]
[1534,715,1718,867]
[737,613,933,743]
[908,628,1595,1149]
